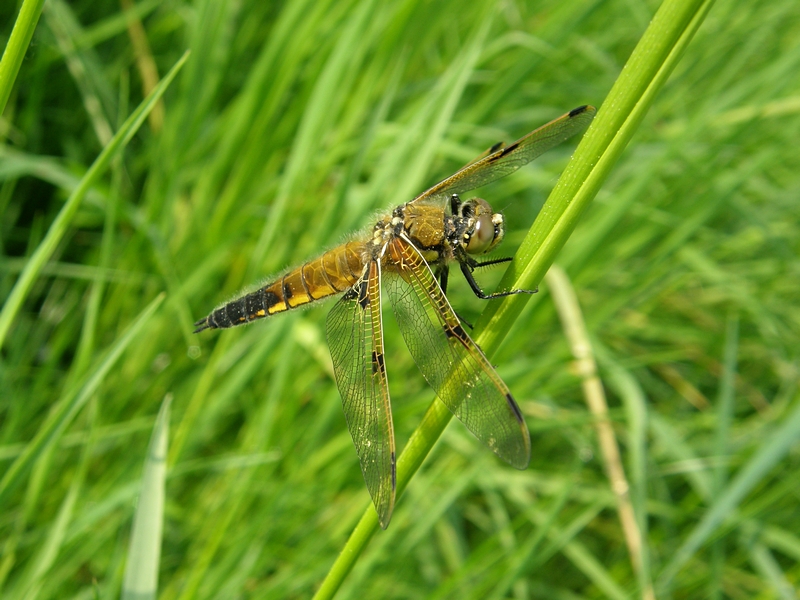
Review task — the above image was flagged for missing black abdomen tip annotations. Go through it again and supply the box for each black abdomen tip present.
[193,316,215,333]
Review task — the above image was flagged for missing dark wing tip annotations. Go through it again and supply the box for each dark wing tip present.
[569,104,595,117]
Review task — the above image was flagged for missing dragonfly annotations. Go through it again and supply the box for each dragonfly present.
[194,105,596,528]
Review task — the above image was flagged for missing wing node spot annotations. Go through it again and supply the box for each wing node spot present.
[444,323,467,341]
[497,141,520,157]
[371,351,385,375]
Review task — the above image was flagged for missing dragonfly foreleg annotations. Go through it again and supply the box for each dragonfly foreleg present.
[458,259,536,300]
[472,256,512,269]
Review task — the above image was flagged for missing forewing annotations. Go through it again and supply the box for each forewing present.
[326,260,396,528]
[411,105,596,206]
[385,237,531,469]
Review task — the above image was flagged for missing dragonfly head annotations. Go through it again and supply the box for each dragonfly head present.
[459,198,505,255]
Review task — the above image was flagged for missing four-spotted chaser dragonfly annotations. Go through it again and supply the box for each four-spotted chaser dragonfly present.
[195,105,596,528]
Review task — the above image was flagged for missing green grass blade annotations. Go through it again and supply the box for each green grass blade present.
[250,0,379,270]
[0,293,164,505]
[713,315,739,491]
[11,400,98,599]
[0,0,46,116]
[312,13,495,597]
[0,50,188,349]
[746,539,796,600]
[122,395,171,600]
[315,0,714,595]
[6,0,799,596]
[476,0,716,345]
[657,396,800,589]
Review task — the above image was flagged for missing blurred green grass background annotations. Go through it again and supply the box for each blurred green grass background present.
[2,0,800,598]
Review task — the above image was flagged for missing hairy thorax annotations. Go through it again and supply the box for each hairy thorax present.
[371,202,453,268]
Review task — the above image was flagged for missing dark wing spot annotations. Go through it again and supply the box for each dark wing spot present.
[489,141,505,154]
[390,452,396,490]
[371,350,385,375]
[444,323,467,341]
[495,141,520,158]
[506,392,524,423]
[569,105,590,117]
[357,279,370,310]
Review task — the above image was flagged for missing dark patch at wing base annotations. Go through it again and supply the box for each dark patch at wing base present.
[372,350,385,376]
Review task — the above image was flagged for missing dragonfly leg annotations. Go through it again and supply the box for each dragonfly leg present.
[473,256,512,268]
[455,311,474,330]
[459,260,536,300]
[437,265,474,328]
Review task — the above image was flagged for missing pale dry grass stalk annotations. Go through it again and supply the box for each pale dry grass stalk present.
[546,265,654,600]
[120,0,164,132]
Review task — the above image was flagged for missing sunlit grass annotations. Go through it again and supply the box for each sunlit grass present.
[1,0,799,598]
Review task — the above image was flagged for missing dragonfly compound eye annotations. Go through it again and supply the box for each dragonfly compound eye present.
[465,198,502,254]
[466,212,496,254]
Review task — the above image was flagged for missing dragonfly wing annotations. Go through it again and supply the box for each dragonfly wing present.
[385,237,531,469]
[411,105,596,206]
[326,260,396,528]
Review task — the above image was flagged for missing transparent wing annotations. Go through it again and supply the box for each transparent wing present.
[385,237,531,468]
[411,105,596,207]
[326,260,396,528]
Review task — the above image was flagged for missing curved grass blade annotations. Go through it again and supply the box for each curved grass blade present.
[0,50,189,349]
[0,293,164,505]
[0,0,47,116]
[313,0,715,597]
[122,395,171,600]
[657,398,800,590]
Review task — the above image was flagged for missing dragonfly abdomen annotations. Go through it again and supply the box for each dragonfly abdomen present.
[194,241,367,332]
